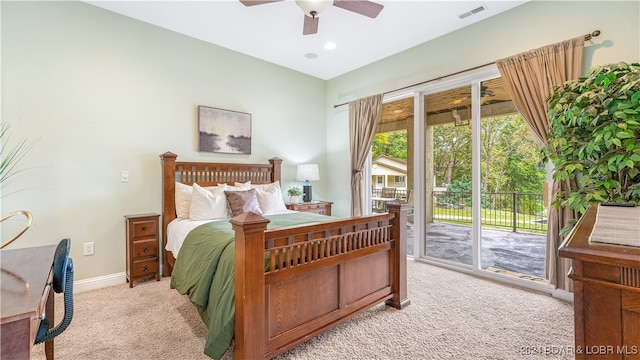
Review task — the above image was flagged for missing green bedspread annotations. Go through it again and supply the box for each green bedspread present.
[170,212,335,360]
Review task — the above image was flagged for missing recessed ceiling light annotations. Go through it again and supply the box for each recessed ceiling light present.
[324,42,336,50]
[305,53,318,59]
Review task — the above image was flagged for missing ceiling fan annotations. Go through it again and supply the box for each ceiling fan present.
[239,0,384,35]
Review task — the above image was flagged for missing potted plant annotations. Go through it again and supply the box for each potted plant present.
[287,186,303,204]
[543,62,640,238]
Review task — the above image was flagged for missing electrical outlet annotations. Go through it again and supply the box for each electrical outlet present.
[83,242,95,256]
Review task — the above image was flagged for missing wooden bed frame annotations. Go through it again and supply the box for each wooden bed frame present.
[160,151,410,359]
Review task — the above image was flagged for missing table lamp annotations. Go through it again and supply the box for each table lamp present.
[296,164,319,202]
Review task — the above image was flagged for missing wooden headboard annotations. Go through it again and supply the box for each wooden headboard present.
[159,151,282,275]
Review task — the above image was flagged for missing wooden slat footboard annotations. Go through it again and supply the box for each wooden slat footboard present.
[231,202,410,360]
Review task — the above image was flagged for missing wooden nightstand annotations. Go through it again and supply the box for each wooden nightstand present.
[125,213,160,287]
[286,201,332,216]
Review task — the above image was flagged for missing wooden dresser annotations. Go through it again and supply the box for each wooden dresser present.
[125,213,160,287]
[285,200,332,216]
[559,205,640,359]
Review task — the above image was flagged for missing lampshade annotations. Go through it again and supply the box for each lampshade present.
[296,164,319,203]
[296,164,320,182]
[295,0,332,17]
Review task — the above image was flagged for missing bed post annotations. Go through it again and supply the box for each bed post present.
[160,151,177,277]
[230,211,270,360]
[385,200,411,309]
[269,157,282,184]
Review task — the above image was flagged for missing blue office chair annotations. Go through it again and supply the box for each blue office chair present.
[35,238,74,344]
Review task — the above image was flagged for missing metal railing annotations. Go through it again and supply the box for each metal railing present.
[371,189,546,233]
[433,191,547,233]
[372,189,408,200]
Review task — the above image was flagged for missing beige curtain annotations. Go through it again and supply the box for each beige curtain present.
[349,94,384,217]
[496,36,584,291]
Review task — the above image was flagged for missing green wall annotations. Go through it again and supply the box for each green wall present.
[2,0,639,282]
[1,1,327,281]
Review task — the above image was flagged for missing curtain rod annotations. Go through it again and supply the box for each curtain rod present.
[333,30,601,109]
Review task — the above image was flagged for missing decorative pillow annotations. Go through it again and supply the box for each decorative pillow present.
[224,188,263,217]
[254,181,287,214]
[175,182,193,219]
[189,183,229,220]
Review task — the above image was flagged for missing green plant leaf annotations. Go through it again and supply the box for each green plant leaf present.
[544,62,640,209]
[612,138,622,147]
[0,124,32,185]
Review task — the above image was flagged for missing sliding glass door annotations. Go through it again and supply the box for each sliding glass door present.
[478,78,547,281]
[416,70,549,286]
[371,96,414,255]
[424,85,473,267]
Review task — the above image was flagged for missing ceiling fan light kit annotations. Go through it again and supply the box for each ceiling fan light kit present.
[295,0,332,18]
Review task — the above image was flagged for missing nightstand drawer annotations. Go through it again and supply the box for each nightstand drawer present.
[131,258,158,277]
[132,239,158,258]
[131,219,157,239]
[285,201,332,216]
[303,206,329,215]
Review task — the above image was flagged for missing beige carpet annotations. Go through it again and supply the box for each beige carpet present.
[32,261,574,360]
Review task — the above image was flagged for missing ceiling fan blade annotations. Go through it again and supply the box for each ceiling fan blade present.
[239,0,283,6]
[303,15,319,35]
[333,0,384,18]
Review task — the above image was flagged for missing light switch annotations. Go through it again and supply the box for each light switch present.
[121,171,129,183]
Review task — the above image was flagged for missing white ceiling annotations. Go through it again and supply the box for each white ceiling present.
[86,0,529,80]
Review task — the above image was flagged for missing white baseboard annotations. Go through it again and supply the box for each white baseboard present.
[552,288,574,302]
[74,272,127,293]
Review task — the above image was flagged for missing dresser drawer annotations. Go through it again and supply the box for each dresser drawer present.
[131,219,157,239]
[131,258,158,277]
[132,238,158,258]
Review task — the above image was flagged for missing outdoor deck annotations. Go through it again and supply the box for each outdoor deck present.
[407,221,546,280]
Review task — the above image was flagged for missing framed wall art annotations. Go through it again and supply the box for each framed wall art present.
[198,105,251,154]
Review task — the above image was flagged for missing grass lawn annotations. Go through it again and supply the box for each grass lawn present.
[433,207,547,235]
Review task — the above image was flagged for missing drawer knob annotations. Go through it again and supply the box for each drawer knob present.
[143,246,149,252]
[141,226,147,231]
[142,266,148,272]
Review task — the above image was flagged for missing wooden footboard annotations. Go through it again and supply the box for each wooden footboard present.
[231,202,410,359]
[160,152,409,359]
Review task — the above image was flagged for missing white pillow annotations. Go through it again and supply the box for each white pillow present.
[254,181,288,214]
[189,183,229,220]
[175,182,193,219]
[234,181,252,189]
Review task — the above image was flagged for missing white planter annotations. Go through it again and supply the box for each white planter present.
[289,196,300,204]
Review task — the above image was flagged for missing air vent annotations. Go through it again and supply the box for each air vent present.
[459,5,487,19]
